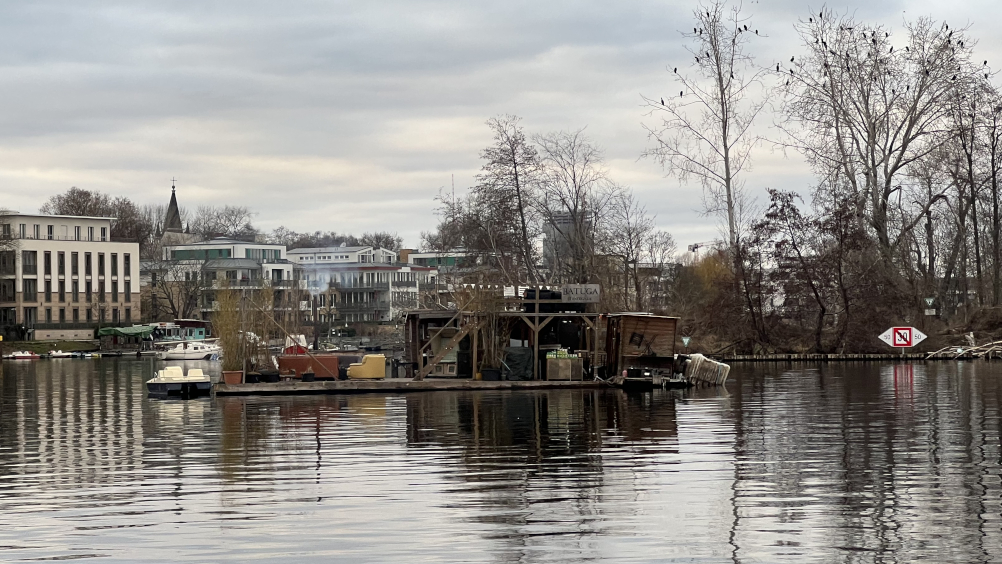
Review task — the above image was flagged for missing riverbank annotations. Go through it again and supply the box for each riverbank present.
[721,351,1002,362]
[0,340,99,355]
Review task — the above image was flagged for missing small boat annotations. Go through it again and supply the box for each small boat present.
[146,366,211,398]
[156,342,221,360]
[48,350,75,359]
[4,351,40,360]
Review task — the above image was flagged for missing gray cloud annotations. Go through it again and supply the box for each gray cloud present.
[0,0,998,248]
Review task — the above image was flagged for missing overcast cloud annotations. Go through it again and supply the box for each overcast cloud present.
[1,0,1000,248]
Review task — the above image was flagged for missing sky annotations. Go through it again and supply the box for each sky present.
[1,0,1000,250]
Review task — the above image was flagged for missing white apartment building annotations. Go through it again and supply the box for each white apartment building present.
[287,246,437,323]
[0,213,140,340]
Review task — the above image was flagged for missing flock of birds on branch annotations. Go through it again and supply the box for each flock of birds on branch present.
[659,11,992,107]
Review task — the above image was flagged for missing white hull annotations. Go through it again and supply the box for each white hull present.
[157,343,221,361]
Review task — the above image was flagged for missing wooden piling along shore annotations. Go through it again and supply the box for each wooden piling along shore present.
[722,351,1002,362]
[213,378,612,396]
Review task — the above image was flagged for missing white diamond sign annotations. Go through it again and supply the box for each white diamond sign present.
[878,326,927,348]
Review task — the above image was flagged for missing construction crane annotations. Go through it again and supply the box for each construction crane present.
[686,240,718,253]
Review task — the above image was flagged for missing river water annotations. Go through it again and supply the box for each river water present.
[1,359,1001,562]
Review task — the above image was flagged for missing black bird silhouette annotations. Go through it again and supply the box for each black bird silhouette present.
[744,24,748,30]
[661,98,665,105]
[696,57,700,63]
[885,32,889,37]
[905,46,909,51]
[809,17,813,22]
[890,46,893,53]
[952,75,957,80]
[680,91,683,97]
[790,56,794,62]
[776,63,780,71]
[694,27,697,33]
[755,30,758,34]
[731,73,734,78]
[786,80,790,85]
[819,11,822,17]
[673,67,677,73]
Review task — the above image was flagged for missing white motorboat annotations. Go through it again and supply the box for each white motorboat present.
[146,366,211,398]
[48,350,75,359]
[156,342,221,360]
[4,351,40,360]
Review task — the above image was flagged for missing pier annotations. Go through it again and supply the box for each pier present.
[213,378,612,396]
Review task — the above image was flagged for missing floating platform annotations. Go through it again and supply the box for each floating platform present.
[213,378,611,396]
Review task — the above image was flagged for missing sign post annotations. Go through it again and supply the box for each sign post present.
[878,326,927,357]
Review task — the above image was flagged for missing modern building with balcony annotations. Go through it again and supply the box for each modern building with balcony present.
[288,246,438,323]
[0,213,140,340]
[144,238,307,323]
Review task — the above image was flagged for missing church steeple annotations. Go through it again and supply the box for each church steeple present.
[164,178,183,233]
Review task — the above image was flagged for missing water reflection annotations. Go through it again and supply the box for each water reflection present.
[3,359,1002,561]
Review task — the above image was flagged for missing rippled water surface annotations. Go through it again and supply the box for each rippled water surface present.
[3,359,1002,562]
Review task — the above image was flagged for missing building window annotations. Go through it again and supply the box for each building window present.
[112,308,119,323]
[85,253,92,276]
[87,226,94,241]
[100,227,107,242]
[74,226,81,241]
[125,308,131,323]
[18,224,25,238]
[111,281,118,302]
[32,224,39,239]
[85,281,92,302]
[124,281,131,302]
[59,308,65,323]
[44,252,51,276]
[58,281,65,302]
[98,253,105,276]
[44,280,52,302]
[123,254,131,276]
[72,281,79,302]
[72,308,79,322]
[99,308,106,322]
[21,251,37,275]
[23,279,37,302]
[58,252,65,276]
[99,283,105,303]
[45,308,51,323]
[86,309,92,322]
[47,225,53,240]
[111,254,118,276]
[71,252,78,276]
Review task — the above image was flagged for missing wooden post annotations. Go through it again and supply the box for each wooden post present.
[471,320,479,379]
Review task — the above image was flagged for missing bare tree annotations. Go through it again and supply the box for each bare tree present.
[643,0,764,252]
[534,129,622,283]
[475,115,541,282]
[190,205,257,241]
[779,14,980,264]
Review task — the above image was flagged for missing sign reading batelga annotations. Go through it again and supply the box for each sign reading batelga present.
[561,284,601,303]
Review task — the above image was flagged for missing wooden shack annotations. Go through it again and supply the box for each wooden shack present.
[603,313,680,384]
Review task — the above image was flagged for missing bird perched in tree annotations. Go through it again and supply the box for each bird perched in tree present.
[744,25,748,31]
[674,67,677,73]
[890,46,893,53]
[809,17,813,22]
[776,63,780,71]
[790,56,794,62]
[755,30,758,35]
[680,91,683,97]
[661,98,665,105]
[696,57,700,63]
